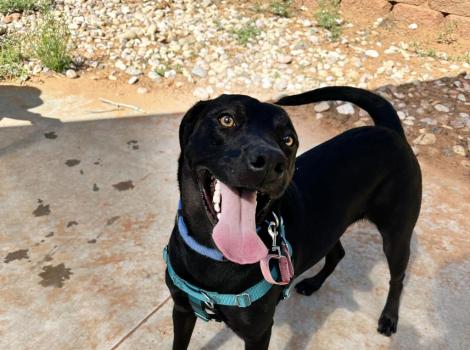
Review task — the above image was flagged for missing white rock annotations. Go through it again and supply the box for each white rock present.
[365,50,379,58]
[115,60,127,71]
[262,77,272,89]
[192,65,207,78]
[128,76,139,85]
[434,104,450,113]
[453,145,466,157]
[32,65,42,75]
[66,69,78,79]
[397,111,406,120]
[137,87,148,94]
[164,70,176,79]
[408,23,418,30]
[148,71,161,81]
[314,101,330,113]
[457,94,466,102]
[277,54,293,64]
[193,87,210,100]
[413,133,436,145]
[336,103,355,115]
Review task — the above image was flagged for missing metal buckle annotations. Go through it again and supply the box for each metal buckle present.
[236,292,252,307]
[201,291,215,309]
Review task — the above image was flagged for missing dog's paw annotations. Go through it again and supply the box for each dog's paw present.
[294,278,323,296]
[377,313,398,336]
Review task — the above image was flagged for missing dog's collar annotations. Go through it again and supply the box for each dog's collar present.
[177,200,226,261]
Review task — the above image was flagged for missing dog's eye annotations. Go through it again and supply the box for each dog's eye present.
[219,115,235,128]
[283,136,294,147]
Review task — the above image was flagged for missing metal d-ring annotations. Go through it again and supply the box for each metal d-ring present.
[201,291,215,309]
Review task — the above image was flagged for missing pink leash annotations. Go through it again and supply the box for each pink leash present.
[259,214,295,285]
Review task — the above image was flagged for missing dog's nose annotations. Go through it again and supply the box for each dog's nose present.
[248,148,286,179]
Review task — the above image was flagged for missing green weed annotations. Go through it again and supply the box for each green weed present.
[232,24,261,45]
[33,14,72,72]
[0,0,53,14]
[315,0,342,41]
[0,34,28,78]
[270,0,293,18]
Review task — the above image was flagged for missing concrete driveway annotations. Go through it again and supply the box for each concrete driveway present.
[0,83,468,350]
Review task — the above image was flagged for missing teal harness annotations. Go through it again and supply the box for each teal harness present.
[164,209,293,322]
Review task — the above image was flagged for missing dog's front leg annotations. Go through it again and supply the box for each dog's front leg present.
[243,323,273,350]
[172,303,197,350]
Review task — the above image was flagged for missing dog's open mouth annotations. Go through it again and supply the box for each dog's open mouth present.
[197,169,271,264]
[198,170,272,226]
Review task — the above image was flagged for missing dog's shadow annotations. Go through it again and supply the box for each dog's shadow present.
[201,222,420,349]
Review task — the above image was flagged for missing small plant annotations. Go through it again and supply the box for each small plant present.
[0,0,53,14]
[0,35,28,78]
[232,24,261,45]
[270,0,293,18]
[33,14,72,72]
[315,0,342,41]
[463,52,470,64]
[437,22,457,45]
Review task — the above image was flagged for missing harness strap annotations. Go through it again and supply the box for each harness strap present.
[164,246,279,308]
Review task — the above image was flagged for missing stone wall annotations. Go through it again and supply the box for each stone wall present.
[341,0,470,35]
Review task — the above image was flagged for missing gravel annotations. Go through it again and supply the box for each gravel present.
[1,1,469,163]
[1,0,467,98]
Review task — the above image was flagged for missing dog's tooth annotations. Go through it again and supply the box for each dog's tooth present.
[217,213,221,220]
[214,202,220,213]
[215,180,220,192]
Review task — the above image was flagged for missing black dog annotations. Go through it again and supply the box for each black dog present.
[165,86,422,349]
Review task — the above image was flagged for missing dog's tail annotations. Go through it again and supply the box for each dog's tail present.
[275,86,405,137]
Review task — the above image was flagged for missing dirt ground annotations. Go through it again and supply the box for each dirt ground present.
[1,76,469,349]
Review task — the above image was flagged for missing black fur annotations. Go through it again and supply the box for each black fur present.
[165,86,422,349]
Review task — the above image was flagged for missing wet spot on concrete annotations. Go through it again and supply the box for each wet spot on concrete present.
[87,239,97,244]
[38,263,72,288]
[40,239,45,243]
[93,183,100,192]
[80,169,84,175]
[94,158,103,166]
[112,180,134,191]
[44,255,53,262]
[45,232,54,238]
[44,131,57,139]
[33,201,50,217]
[65,159,81,167]
[106,216,120,226]
[127,140,139,150]
[4,249,29,263]
[66,221,78,228]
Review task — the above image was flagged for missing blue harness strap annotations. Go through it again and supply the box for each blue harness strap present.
[164,246,278,308]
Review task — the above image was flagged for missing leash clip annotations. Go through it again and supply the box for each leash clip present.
[268,212,281,255]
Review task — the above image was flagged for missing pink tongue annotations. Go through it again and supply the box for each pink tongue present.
[212,182,268,264]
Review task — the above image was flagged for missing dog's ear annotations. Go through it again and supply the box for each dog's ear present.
[179,100,209,150]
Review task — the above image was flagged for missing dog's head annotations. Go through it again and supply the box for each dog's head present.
[178,94,298,264]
